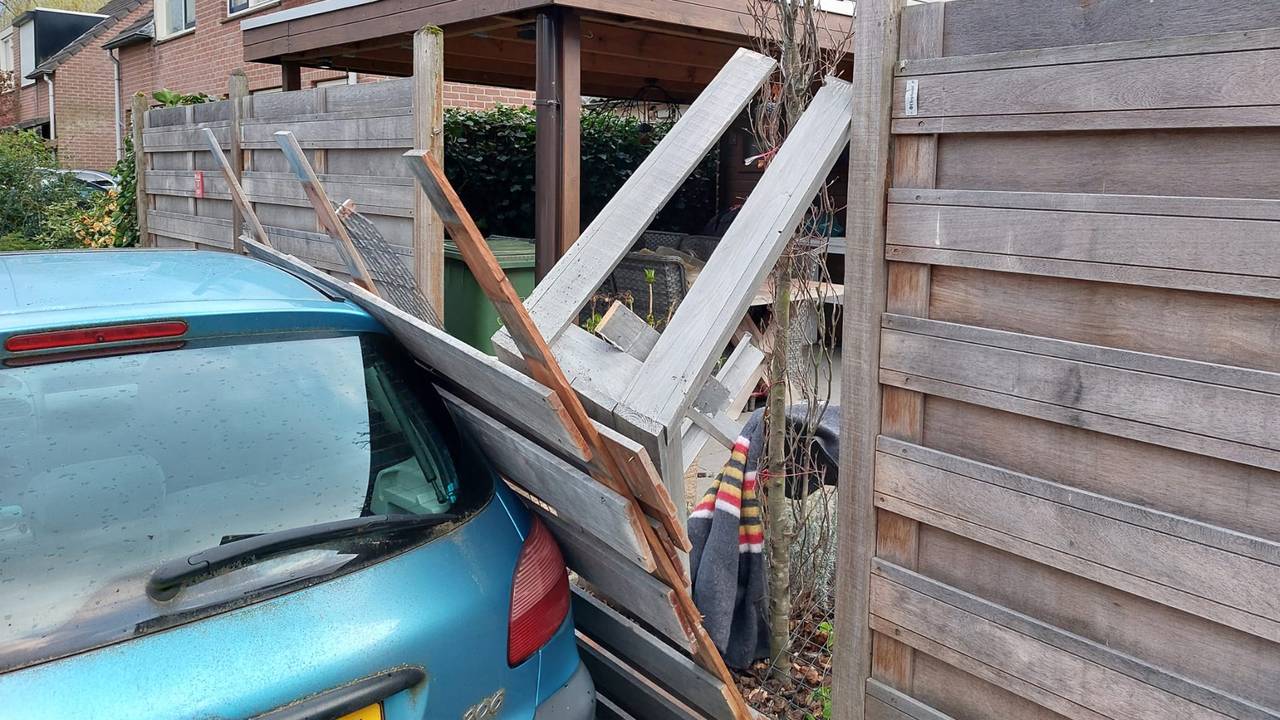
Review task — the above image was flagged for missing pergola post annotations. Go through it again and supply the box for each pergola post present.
[281,62,302,92]
[534,7,581,281]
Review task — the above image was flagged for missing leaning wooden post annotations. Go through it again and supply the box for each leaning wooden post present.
[227,70,249,254]
[833,0,904,719]
[412,25,445,319]
[199,127,270,248]
[130,93,149,247]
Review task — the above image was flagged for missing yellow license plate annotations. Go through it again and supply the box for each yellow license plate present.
[337,704,382,720]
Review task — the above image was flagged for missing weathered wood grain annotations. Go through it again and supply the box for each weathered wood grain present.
[872,563,1251,720]
[889,188,1280,222]
[865,680,956,720]
[596,301,661,361]
[442,392,655,571]
[624,78,855,431]
[918,526,1280,712]
[928,266,1280,374]
[905,24,1280,76]
[894,106,1280,134]
[835,3,903,719]
[507,48,775,345]
[576,632,702,720]
[911,652,1075,720]
[874,447,1280,643]
[886,203,1280,278]
[573,588,735,720]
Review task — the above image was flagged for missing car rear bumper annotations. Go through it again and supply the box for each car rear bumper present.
[533,660,594,720]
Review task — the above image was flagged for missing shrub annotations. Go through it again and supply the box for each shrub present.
[108,134,139,246]
[0,130,83,244]
[443,106,717,238]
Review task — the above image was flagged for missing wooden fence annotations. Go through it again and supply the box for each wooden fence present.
[837,1,1280,719]
[137,77,423,284]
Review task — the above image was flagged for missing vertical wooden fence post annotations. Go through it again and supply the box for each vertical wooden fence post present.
[228,70,248,253]
[130,92,149,247]
[412,25,445,321]
[833,0,903,719]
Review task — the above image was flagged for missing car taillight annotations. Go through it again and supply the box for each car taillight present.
[5,320,188,352]
[508,515,570,667]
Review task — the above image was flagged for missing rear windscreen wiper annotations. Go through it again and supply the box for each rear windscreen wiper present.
[146,513,458,602]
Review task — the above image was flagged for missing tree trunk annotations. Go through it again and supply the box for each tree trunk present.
[765,258,794,678]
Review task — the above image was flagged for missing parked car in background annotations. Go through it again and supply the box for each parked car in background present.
[0,249,594,720]
[37,169,119,202]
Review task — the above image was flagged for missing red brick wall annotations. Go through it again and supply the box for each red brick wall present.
[442,81,533,110]
[52,38,119,169]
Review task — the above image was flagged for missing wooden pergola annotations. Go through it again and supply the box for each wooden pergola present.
[241,0,852,278]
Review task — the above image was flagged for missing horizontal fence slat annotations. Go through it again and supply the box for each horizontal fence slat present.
[884,246,1280,300]
[144,170,414,218]
[881,329,1280,453]
[241,113,412,149]
[899,24,1280,76]
[886,202,1280,278]
[865,679,958,720]
[888,188,1280,221]
[893,106,1280,134]
[874,449,1280,643]
[894,48,1280,118]
[576,632,702,720]
[882,314,1280,396]
[870,563,1252,720]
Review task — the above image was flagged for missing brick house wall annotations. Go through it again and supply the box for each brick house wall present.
[2,0,534,170]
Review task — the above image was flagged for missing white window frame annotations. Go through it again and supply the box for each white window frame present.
[19,21,34,86]
[155,0,196,41]
[226,0,278,21]
[0,27,13,86]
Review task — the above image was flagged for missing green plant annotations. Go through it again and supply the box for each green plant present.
[0,130,82,245]
[643,267,657,326]
[109,134,139,246]
[807,686,832,720]
[39,198,85,249]
[443,105,717,238]
[152,89,214,107]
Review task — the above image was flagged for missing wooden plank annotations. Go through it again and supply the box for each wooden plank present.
[934,128,1280,200]
[576,633,702,720]
[573,588,735,720]
[442,392,655,571]
[888,188,1280,222]
[886,245,1280,301]
[228,71,249,254]
[910,652,1074,720]
[917,525,1280,712]
[894,106,1280,134]
[880,329,1280,459]
[938,0,1280,57]
[412,25,445,317]
[883,314,1280,397]
[923,395,1280,547]
[541,512,693,651]
[133,94,151,247]
[503,47,775,343]
[596,301,661,361]
[273,130,379,293]
[623,78,856,430]
[596,422,689,552]
[874,449,1280,643]
[871,564,1247,720]
[886,203,1280,278]
[681,334,764,469]
[200,128,272,248]
[865,679,957,720]
[242,237,593,464]
[834,2,903,719]
[144,170,415,218]
[905,24,1280,76]
[928,266,1280,374]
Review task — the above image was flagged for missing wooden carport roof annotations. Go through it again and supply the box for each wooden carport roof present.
[243,0,850,101]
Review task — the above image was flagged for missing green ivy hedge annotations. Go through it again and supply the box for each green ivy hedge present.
[443,105,717,238]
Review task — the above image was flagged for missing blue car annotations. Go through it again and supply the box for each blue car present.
[0,249,594,720]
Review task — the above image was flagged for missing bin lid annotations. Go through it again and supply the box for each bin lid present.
[444,236,535,268]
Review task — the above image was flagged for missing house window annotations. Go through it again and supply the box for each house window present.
[0,28,13,88]
[227,0,273,18]
[156,0,196,39]
[19,22,34,86]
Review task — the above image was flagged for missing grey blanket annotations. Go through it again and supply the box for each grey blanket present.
[688,404,840,669]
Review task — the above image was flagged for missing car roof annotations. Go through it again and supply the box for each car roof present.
[0,249,379,338]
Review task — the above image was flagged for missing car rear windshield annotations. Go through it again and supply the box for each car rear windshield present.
[0,331,489,672]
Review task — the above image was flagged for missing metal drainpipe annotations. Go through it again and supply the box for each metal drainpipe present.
[45,74,55,141]
[110,48,122,162]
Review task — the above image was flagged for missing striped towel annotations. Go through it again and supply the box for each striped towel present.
[688,433,770,669]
